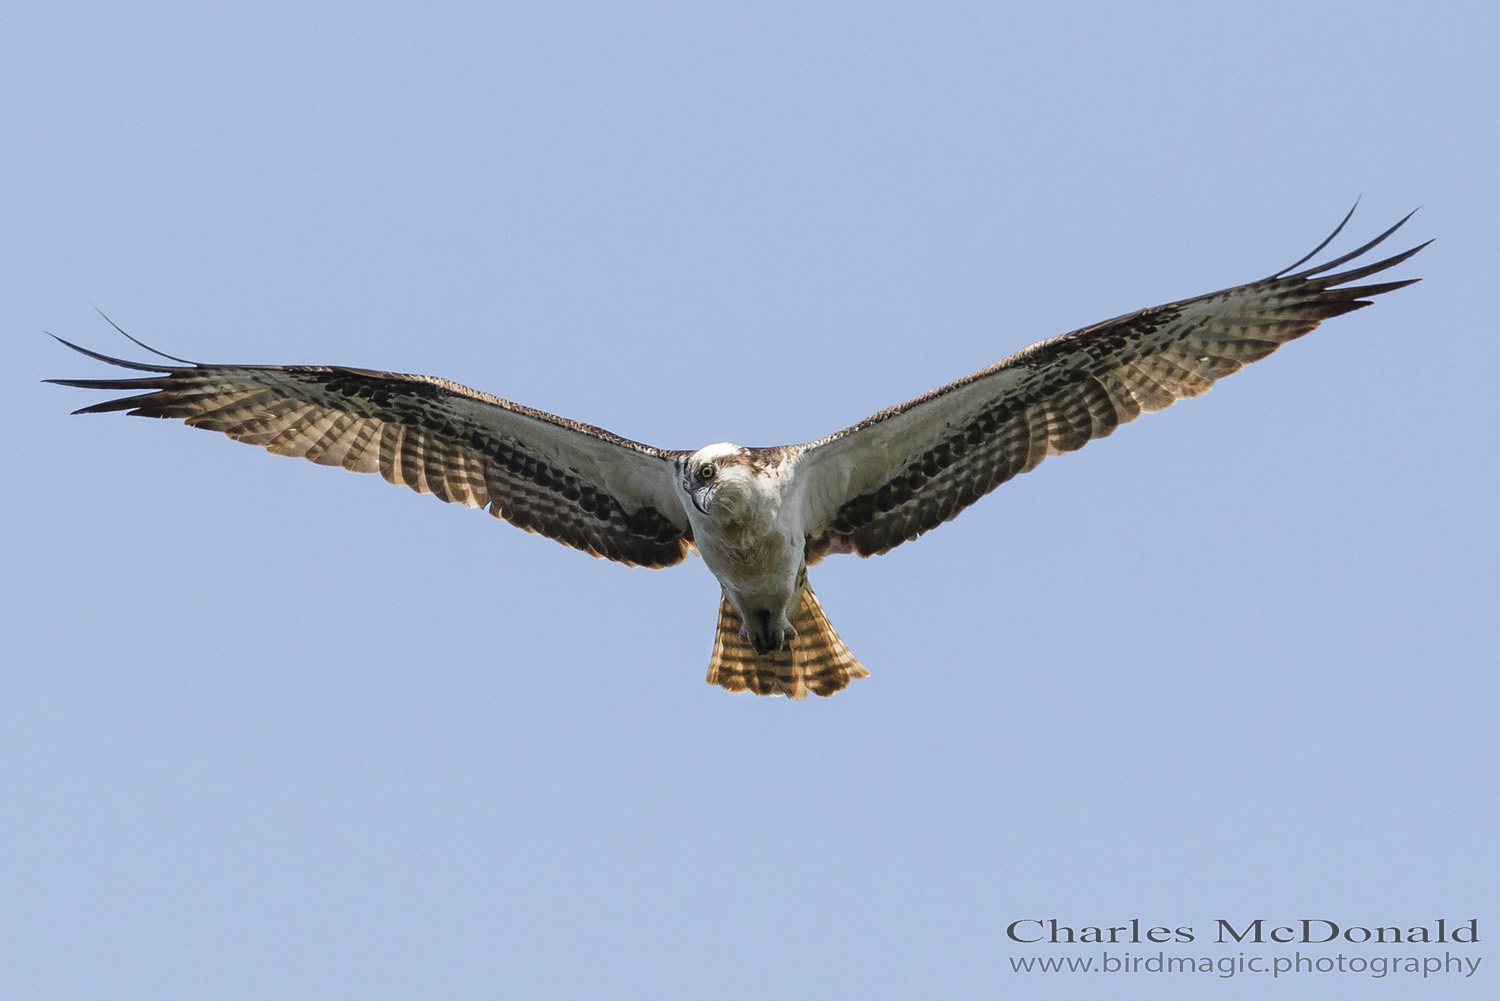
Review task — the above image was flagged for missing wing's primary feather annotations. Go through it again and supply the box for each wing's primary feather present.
[796,212,1427,561]
[48,345,694,568]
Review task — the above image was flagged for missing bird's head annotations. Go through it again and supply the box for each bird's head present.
[683,442,751,517]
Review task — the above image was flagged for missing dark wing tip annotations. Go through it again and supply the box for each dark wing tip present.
[92,309,200,365]
[47,312,203,390]
[47,327,195,416]
[1278,207,1425,282]
[1274,201,1362,276]
[46,333,181,374]
[1337,277,1423,299]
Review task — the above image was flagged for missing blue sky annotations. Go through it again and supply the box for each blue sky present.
[3,2,1495,998]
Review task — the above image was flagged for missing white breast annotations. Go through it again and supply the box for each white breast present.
[689,459,805,613]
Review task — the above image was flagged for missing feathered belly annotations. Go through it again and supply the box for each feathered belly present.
[697,521,803,608]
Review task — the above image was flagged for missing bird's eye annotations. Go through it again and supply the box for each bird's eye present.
[697,465,716,482]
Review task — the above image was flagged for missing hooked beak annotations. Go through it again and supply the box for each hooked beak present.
[690,486,713,515]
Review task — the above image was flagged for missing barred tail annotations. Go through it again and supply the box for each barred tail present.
[706,586,869,699]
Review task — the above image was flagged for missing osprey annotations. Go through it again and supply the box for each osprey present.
[51,210,1425,699]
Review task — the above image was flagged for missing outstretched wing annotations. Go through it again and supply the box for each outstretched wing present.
[795,210,1427,560]
[49,340,694,568]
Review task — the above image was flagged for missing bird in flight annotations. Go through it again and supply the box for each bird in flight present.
[51,209,1425,699]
